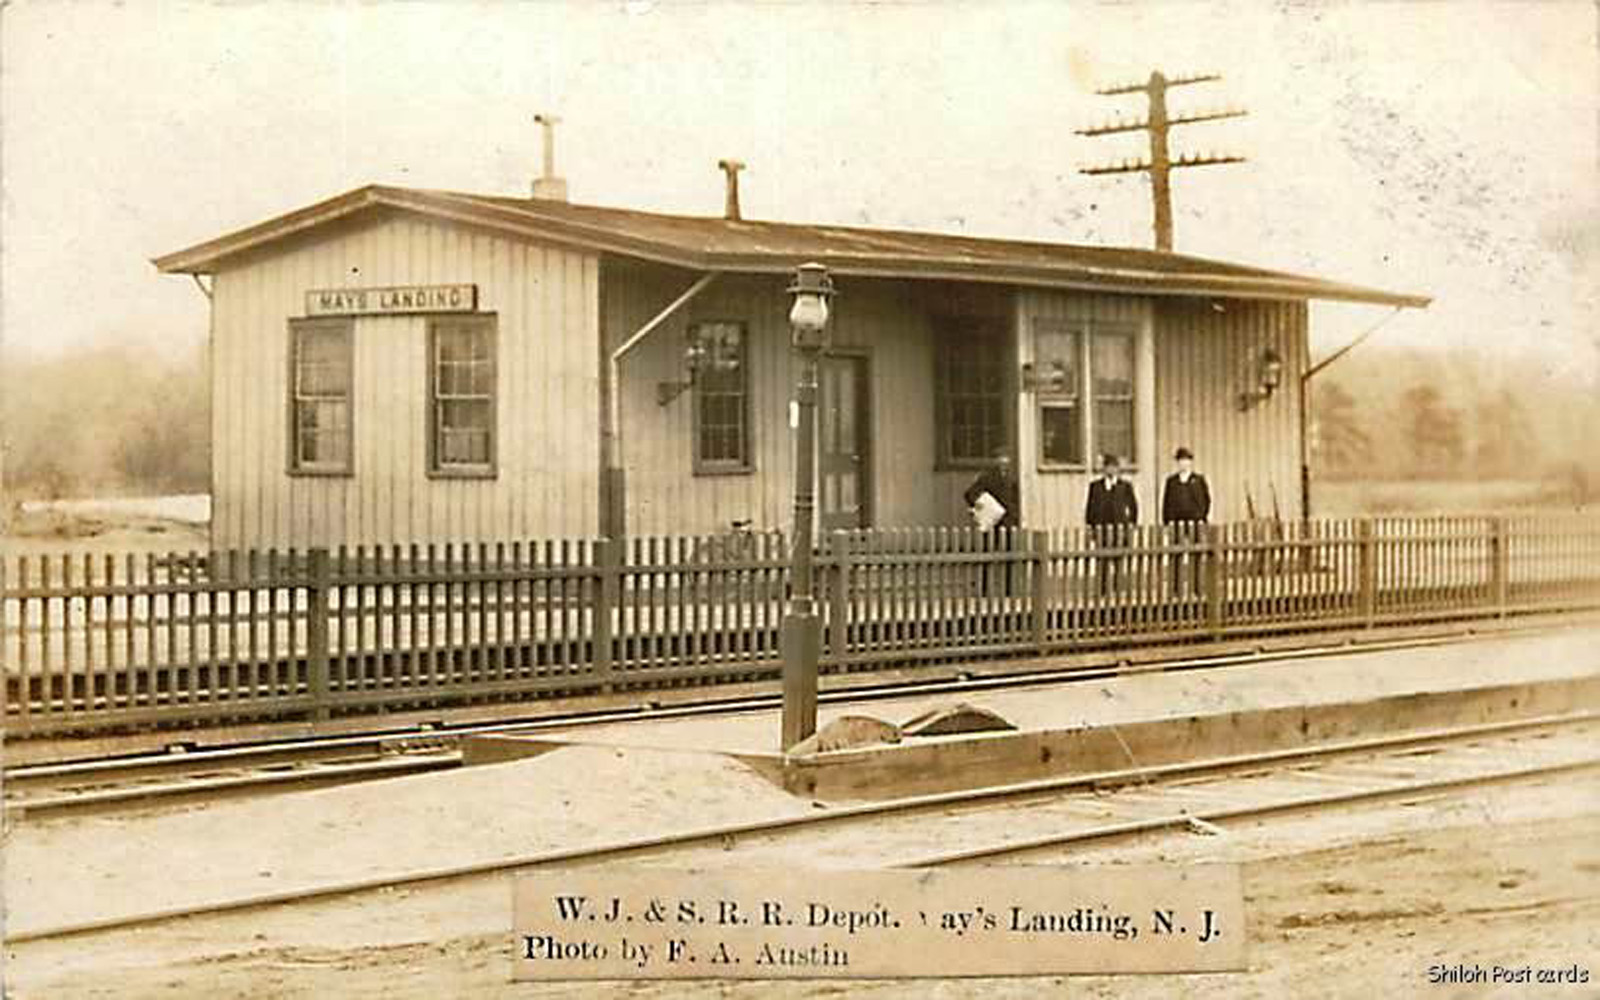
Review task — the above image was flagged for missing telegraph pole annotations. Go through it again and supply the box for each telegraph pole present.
[1079,72,1246,251]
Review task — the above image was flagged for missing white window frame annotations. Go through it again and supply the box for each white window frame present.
[1032,317,1139,472]
[427,315,498,479]
[288,318,354,476]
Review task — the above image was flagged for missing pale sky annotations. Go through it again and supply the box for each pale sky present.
[3,0,1596,382]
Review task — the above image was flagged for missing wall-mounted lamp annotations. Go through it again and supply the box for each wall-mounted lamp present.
[1237,347,1284,410]
[1020,360,1071,394]
[658,323,744,405]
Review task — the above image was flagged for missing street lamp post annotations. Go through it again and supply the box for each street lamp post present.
[781,263,835,751]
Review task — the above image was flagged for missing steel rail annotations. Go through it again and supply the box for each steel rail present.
[899,755,1600,867]
[9,753,461,817]
[8,709,1595,944]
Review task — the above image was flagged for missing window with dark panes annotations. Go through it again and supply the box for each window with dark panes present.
[1034,320,1082,467]
[289,318,353,474]
[936,330,1007,466]
[1092,330,1136,463]
[429,316,496,475]
[691,322,751,473]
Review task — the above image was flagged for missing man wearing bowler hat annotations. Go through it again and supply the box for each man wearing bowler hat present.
[1085,454,1139,594]
[1161,446,1212,597]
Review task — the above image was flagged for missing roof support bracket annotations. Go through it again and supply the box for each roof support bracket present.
[612,271,721,367]
[603,271,722,537]
[1303,305,1402,382]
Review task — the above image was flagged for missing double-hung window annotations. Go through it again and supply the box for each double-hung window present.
[691,321,751,474]
[934,321,1008,467]
[429,316,497,477]
[289,318,353,474]
[1034,320,1082,467]
[1033,317,1138,469]
[1091,328,1136,463]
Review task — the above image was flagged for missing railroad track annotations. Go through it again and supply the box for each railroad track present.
[5,747,461,818]
[5,620,1588,819]
[10,710,1597,944]
[4,624,1553,819]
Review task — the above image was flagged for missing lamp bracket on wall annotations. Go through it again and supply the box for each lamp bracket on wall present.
[657,322,744,407]
[657,377,694,406]
[1237,347,1285,410]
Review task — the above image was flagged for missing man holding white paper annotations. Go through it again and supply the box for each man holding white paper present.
[964,450,1020,595]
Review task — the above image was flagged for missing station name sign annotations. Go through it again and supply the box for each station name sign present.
[305,284,478,317]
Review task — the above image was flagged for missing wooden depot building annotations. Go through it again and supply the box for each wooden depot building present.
[155,169,1427,551]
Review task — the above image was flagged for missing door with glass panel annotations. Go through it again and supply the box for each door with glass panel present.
[818,354,869,531]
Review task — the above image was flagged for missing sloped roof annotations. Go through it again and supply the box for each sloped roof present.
[153,184,1430,307]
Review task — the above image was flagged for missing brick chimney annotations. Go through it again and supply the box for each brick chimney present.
[717,159,745,220]
[532,113,568,202]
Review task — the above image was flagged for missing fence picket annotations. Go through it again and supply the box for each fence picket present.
[4,515,1599,736]
[7,559,20,720]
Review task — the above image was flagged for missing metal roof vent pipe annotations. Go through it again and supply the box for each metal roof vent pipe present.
[718,159,745,220]
[531,113,569,202]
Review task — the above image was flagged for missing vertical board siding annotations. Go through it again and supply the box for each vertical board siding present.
[1015,289,1158,530]
[605,266,948,536]
[1154,298,1307,524]
[607,272,1305,537]
[210,212,600,549]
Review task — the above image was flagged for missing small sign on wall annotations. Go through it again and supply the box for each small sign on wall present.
[305,284,478,317]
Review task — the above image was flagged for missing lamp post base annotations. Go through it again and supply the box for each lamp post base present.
[780,610,821,751]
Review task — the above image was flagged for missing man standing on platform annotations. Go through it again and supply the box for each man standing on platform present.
[1085,454,1138,594]
[965,449,1020,595]
[1161,446,1212,597]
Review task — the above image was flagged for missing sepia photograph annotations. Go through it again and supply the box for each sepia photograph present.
[2,1,1596,996]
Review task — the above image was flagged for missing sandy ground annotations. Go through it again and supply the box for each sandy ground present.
[4,774,1597,999]
[3,626,1596,997]
[541,628,1600,754]
[2,499,208,558]
[5,745,813,937]
[17,496,211,526]
[1312,479,1584,517]
[10,628,1595,940]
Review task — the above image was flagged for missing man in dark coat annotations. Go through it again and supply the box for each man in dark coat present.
[963,452,1020,530]
[1084,454,1138,594]
[965,451,1020,595]
[1161,446,1211,597]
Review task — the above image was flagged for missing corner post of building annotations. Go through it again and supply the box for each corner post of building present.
[1204,523,1225,637]
[593,537,620,691]
[1357,518,1377,626]
[306,547,332,722]
[601,453,626,546]
[601,341,630,542]
[827,530,851,666]
[1029,529,1050,654]
[1489,515,1509,616]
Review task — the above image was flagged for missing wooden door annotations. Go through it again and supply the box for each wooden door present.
[818,355,869,531]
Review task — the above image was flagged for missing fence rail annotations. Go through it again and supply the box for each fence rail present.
[4,513,1599,737]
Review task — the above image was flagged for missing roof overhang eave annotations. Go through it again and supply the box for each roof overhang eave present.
[695,254,1431,308]
[152,186,714,275]
[151,185,1430,309]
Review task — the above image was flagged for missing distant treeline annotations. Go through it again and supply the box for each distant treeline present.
[1310,345,1599,500]
[2,346,209,500]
